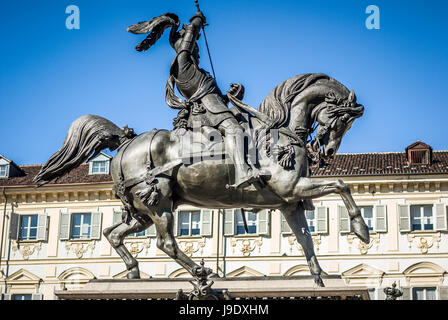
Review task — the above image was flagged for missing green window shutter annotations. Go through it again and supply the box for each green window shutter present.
[9,211,19,240]
[200,209,213,236]
[59,212,71,240]
[90,212,102,240]
[258,209,270,236]
[147,224,156,237]
[316,207,328,234]
[32,293,43,300]
[338,205,350,233]
[398,204,411,232]
[113,210,123,225]
[224,209,235,236]
[37,213,49,241]
[173,211,179,236]
[281,214,292,234]
[375,205,387,233]
[401,287,411,300]
[439,286,448,300]
[434,203,447,231]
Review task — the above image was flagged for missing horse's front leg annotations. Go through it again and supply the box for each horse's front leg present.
[291,177,370,244]
[282,203,326,287]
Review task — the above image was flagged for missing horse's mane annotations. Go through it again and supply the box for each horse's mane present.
[258,73,331,128]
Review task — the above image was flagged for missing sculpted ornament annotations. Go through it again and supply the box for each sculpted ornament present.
[178,238,206,257]
[347,233,380,255]
[124,238,151,258]
[230,237,263,256]
[407,232,441,254]
[11,240,42,260]
[33,2,369,287]
[65,240,95,259]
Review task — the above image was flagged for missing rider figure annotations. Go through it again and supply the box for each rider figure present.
[166,10,268,189]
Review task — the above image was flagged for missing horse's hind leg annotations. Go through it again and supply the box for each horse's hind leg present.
[103,216,153,279]
[281,203,326,287]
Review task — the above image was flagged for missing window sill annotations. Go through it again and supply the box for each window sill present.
[230,234,265,238]
[177,235,206,239]
[407,230,440,234]
[16,239,42,243]
[64,238,96,242]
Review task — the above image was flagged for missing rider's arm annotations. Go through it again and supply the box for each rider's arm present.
[173,13,206,77]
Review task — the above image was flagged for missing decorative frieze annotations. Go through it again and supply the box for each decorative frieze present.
[65,240,95,258]
[11,241,42,260]
[287,234,321,255]
[124,238,151,257]
[230,237,263,256]
[407,232,441,254]
[347,233,380,255]
[178,238,206,257]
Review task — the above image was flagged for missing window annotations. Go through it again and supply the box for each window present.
[71,213,92,239]
[235,211,257,235]
[12,294,32,300]
[305,210,316,232]
[412,287,436,300]
[60,211,102,241]
[368,288,376,300]
[225,209,270,236]
[282,207,328,234]
[360,206,374,231]
[410,205,433,231]
[128,231,146,237]
[91,161,108,174]
[178,211,201,236]
[19,215,38,241]
[0,165,7,177]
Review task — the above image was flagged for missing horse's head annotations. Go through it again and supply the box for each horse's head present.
[311,90,364,158]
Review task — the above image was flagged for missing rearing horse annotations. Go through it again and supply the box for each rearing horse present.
[33,73,369,287]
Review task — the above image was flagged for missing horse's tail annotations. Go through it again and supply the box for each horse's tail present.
[259,73,331,128]
[33,115,135,186]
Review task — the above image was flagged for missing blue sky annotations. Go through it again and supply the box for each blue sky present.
[1,0,447,164]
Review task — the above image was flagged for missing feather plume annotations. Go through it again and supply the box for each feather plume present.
[127,13,180,52]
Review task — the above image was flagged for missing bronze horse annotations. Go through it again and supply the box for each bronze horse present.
[34,73,369,287]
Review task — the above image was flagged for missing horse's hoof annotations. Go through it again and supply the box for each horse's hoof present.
[127,267,141,279]
[314,275,325,287]
[351,216,370,244]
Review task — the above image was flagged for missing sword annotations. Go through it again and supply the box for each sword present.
[194,0,216,79]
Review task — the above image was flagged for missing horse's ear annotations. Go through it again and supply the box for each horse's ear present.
[348,90,356,103]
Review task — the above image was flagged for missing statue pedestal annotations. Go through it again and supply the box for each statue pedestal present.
[54,275,370,300]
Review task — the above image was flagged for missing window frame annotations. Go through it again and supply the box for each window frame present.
[359,206,375,231]
[18,215,38,241]
[70,213,92,240]
[235,210,258,235]
[412,287,437,300]
[0,164,8,177]
[11,294,33,300]
[90,160,109,174]
[410,204,434,231]
[177,210,202,237]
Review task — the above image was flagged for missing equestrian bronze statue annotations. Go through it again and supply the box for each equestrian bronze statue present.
[33,8,369,287]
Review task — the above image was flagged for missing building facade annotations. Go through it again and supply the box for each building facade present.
[1,141,447,300]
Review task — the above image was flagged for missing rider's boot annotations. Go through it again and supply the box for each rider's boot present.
[225,127,270,189]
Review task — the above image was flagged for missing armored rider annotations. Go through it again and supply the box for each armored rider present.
[165,10,268,189]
